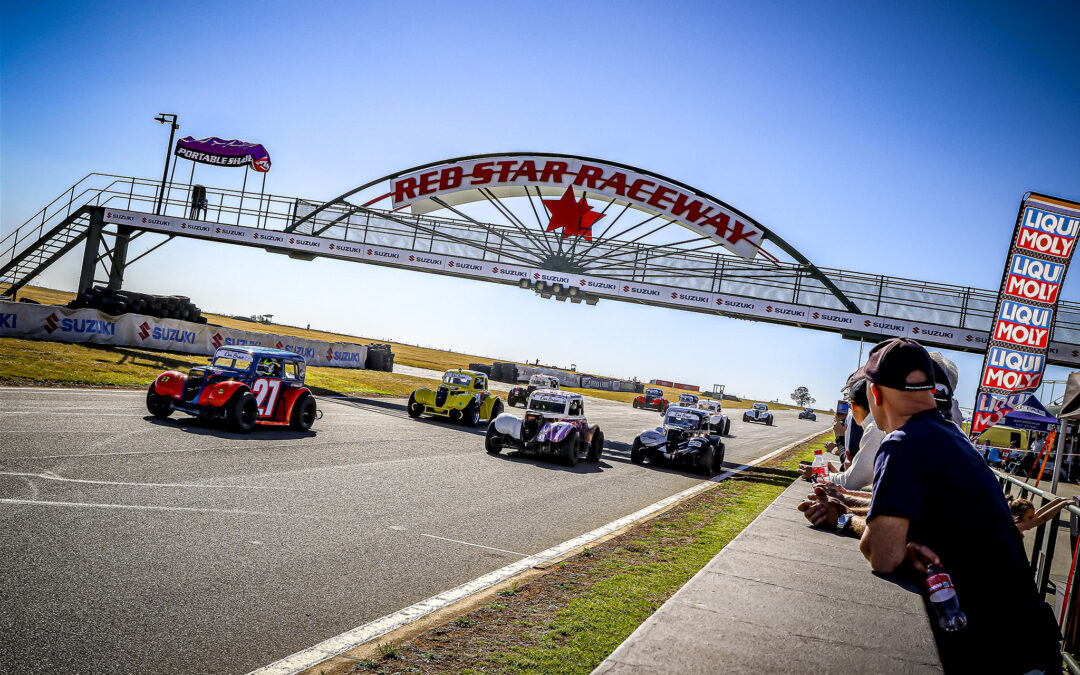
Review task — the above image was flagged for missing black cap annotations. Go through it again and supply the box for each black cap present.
[842,367,866,395]
[864,338,936,391]
[930,360,953,403]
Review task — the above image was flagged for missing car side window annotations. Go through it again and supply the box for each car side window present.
[283,361,299,379]
[476,377,485,389]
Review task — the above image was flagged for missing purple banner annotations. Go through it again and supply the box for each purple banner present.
[174,136,271,172]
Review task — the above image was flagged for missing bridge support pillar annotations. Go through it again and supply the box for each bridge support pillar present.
[106,225,133,290]
[78,207,105,294]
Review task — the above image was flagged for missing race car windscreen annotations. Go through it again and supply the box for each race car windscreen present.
[753,403,767,410]
[646,388,663,396]
[443,373,472,387]
[529,397,566,414]
[212,350,254,371]
[665,410,703,430]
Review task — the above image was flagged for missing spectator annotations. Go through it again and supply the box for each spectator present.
[1009,495,1077,534]
[800,374,884,491]
[928,351,963,425]
[800,337,1060,673]
[840,369,865,462]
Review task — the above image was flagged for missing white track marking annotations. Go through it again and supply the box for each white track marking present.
[0,387,142,394]
[247,428,826,675]
[0,498,273,516]
[0,471,294,490]
[15,448,201,460]
[0,412,144,417]
[419,533,528,558]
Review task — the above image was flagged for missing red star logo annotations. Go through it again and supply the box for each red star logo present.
[543,186,604,241]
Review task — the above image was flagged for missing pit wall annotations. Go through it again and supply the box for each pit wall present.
[0,300,368,368]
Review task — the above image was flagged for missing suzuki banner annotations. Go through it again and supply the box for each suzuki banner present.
[972,193,1080,435]
[0,301,366,369]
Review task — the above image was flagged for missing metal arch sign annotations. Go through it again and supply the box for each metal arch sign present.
[387,154,767,259]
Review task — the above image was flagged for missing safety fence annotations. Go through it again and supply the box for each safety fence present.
[996,472,1080,671]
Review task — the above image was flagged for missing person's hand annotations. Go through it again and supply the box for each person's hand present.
[824,441,837,453]
[799,465,815,481]
[905,543,941,574]
[832,418,846,436]
[814,482,842,500]
[798,496,847,529]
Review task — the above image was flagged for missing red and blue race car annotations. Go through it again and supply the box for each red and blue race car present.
[146,347,320,432]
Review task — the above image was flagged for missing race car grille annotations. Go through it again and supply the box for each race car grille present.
[184,370,205,402]
[435,387,449,408]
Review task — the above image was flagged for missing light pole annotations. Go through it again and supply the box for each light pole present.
[154,113,179,215]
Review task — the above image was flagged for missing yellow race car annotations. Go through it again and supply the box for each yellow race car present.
[408,369,504,426]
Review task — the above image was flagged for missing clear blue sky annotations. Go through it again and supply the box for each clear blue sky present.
[3,1,1079,408]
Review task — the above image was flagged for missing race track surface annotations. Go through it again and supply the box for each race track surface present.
[0,388,827,674]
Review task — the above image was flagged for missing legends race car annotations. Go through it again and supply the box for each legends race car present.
[485,390,604,466]
[743,402,774,425]
[696,399,732,435]
[631,405,726,476]
[408,369,503,426]
[798,407,817,421]
[677,393,700,407]
[508,373,560,407]
[146,347,319,432]
[633,387,669,412]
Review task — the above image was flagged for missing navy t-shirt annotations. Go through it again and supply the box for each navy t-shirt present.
[844,412,863,461]
[868,408,1055,670]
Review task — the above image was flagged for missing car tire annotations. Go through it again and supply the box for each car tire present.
[633,400,639,409]
[463,400,480,427]
[713,443,726,474]
[146,385,173,419]
[587,430,604,462]
[631,437,644,465]
[699,445,717,477]
[290,393,317,431]
[485,422,502,454]
[228,391,258,433]
[407,393,423,419]
[767,416,773,426]
[561,430,580,467]
[488,399,503,421]
[742,414,749,423]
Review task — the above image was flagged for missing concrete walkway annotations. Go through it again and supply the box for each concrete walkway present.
[594,480,943,674]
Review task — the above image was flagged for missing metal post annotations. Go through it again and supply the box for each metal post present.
[78,208,105,293]
[237,167,249,225]
[153,113,179,215]
[1053,419,1068,494]
[257,171,267,229]
[107,226,133,290]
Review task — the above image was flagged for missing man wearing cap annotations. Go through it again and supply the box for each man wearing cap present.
[857,338,1058,672]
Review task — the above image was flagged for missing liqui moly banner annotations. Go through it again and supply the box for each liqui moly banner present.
[973,193,1080,434]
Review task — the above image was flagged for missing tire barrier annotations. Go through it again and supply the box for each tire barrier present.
[67,286,207,323]
[491,362,519,383]
[0,300,369,368]
[365,343,395,372]
[468,363,494,376]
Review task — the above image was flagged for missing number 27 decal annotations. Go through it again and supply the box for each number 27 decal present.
[252,378,281,417]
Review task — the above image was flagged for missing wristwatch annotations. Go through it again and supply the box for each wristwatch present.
[836,513,853,535]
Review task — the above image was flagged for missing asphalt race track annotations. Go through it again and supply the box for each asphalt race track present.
[0,387,828,674]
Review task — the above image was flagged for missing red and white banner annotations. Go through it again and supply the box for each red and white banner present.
[972,193,1080,434]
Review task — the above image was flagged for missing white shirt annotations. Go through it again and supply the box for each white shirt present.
[826,412,885,491]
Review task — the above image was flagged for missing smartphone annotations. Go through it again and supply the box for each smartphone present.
[836,400,851,416]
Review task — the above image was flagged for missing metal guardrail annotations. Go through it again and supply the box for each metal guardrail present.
[997,471,1080,672]
[6,173,1080,344]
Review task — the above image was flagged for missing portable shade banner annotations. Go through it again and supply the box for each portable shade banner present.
[997,393,1058,431]
[174,136,271,172]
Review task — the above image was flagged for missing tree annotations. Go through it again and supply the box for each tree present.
[791,387,815,407]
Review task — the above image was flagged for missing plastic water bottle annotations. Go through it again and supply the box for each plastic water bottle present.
[811,447,827,482]
[926,564,967,632]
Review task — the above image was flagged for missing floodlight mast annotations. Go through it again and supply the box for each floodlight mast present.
[154,113,179,215]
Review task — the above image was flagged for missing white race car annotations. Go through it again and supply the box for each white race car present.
[742,402,774,425]
[485,391,604,466]
[631,405,726,476]
[677,392,700,407]
[508,374,560,407]
[696,399,731,435]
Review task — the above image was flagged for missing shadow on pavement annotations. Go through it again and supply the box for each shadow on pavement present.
[487,450,607,474]
[143,415,317,440]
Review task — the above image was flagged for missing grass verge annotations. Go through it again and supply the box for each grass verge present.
[310,432,829,675]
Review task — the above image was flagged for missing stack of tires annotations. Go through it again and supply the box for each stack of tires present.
[365,343,395,372]
[491,362,519,383]
[468,363,493,376]
[67,286,207,323]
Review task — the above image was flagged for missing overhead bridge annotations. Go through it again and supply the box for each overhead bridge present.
[2,165,1078,367]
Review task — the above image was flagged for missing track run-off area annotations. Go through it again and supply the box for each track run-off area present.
[0,386,828,674]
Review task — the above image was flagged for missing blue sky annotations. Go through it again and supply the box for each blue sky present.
[3,1,1079,408]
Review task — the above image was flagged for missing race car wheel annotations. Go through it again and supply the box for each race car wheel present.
[561,430,580,467]
[723,418,731,436]
[630,438,644,465]
[146,385,173,419]
[488,399,504,421]
[463,400,481,427]
[485,422,502,454]
[407,393,424,419]
[714,443,726,474]
[229,391,258,433]
[290,393,317,431]
[632,400,640,409]
[742,413,749,423]
[587,430,604,462]
[699,445,717,477]
[766,416,773,426]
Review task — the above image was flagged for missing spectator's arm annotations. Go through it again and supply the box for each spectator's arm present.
[1020,497,1074,532]
[859,515,910,573]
